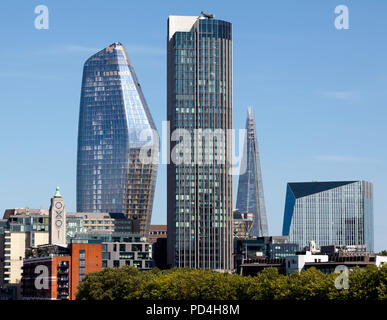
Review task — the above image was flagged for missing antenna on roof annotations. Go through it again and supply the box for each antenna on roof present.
[201,11,215,19]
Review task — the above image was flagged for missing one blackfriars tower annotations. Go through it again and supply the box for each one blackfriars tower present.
[167,14,233,271]
[76,42,158,237]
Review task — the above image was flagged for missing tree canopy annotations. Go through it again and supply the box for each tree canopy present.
[76,265,387,300]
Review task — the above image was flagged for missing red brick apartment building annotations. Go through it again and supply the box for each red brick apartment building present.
[21,243,102,300]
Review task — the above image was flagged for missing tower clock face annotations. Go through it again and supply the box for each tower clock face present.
[55,220,62,227]
[55,202,63,209]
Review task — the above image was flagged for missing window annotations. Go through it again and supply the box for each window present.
[119,252,134,260]
[79,251,86,260]
[79,250,86,282]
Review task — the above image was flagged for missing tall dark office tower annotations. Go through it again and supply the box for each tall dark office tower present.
[282,181,374,251]
[167,15,233,271]
[236,108,268,237]
[77,42,158,237]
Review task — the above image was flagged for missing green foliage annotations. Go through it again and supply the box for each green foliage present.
[76,265,387,300]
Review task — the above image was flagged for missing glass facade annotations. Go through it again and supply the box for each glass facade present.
[236,108,268,237]
[167,16,233,271]
[282,181,374,251]
[76,42,158,237]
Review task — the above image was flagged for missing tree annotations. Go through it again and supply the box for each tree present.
[75,265,387,300]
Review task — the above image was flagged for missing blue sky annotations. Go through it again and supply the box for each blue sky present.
[0,0,386,251]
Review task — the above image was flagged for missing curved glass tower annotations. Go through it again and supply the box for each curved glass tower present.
[76,42,158,236]
[236,107,268,237]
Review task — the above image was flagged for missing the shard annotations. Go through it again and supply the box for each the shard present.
[236,107,268,237]
[76,42,158,237]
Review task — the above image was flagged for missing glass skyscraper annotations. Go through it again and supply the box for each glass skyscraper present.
[167,15,233,271]
[282,181,374,251]
[76,42,158,237]
[236,107,268,237]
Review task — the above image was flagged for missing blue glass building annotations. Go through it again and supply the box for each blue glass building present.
[236,108,268,237]
[167,15,233,271]
[282,181,374,251]
[76,42,158,237]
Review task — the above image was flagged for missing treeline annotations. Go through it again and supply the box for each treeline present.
[76,265,387,300]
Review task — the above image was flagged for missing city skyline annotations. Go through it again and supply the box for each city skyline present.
[0,1,387,252]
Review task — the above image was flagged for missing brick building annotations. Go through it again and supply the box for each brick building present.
[21,243,102,300]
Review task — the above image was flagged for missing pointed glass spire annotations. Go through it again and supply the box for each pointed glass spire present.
[236,107,269,237]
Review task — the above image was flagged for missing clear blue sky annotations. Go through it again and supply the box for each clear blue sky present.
[0,0,386,251]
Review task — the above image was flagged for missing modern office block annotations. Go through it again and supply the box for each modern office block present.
[102,241,153,270]
[234,236,298,274]
[66,212,136,243]
[77,42,158,237]
[236,108,268,237]
[167,14,233,270]
[282,181,374,251]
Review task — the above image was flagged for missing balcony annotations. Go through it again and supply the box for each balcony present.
[57,268,69,274]
[58,291,69,299]
[58,276,69,281]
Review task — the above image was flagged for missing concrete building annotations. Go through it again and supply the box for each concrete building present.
[0,208,49,290]
[285,251,329,275]
[66,212,135,242]
[240,242,387,276]
[102,241,153,270]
